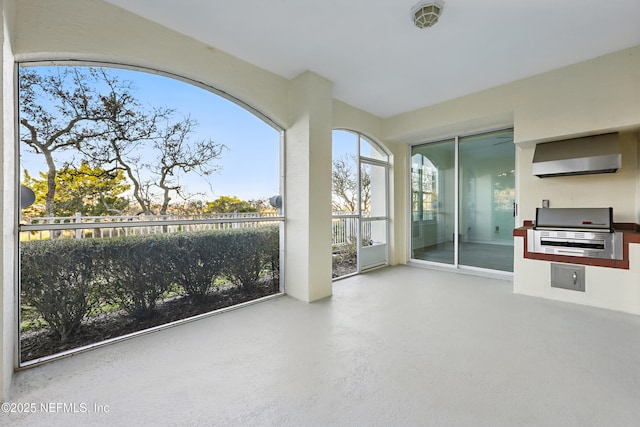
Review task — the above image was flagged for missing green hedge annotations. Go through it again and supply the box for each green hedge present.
[20,238,100,342]
[20,226,280,338]
[97,233,176,319]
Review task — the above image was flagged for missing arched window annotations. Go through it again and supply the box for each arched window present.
[332,129,389,278]
[17,63,284,365]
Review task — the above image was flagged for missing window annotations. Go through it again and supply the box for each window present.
[332,130,389,278]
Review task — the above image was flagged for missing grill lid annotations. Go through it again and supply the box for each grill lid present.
[534,207,613,232]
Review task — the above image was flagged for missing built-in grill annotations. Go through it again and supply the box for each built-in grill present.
[527,207,623,260]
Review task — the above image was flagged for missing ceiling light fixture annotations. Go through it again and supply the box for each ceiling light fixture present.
[411,0,445,29]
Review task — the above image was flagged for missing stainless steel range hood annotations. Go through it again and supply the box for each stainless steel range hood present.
[532,133,621,178]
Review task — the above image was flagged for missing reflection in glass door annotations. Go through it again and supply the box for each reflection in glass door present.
[411,139,455,265]
[458,130,515,272]
[411,129,515,272]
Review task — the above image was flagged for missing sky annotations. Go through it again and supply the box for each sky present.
[19,64,390,212]
[19,65,281,203]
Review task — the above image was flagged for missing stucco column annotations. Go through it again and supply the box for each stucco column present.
[388,143,408,265]
[284,71,333,302]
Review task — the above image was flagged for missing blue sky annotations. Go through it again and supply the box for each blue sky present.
[19,65,388,210]
[20,66,281,203]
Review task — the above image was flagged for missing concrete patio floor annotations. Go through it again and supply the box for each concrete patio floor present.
[3,265,640,426]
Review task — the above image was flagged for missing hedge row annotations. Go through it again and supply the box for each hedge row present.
[20,226,280,342]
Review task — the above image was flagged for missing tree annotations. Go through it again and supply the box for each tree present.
[19,66,226,217]
[151,117,226,215]
[206,195,258,213]
[332,154,370,213]
[19,67,113,216]
[22,162,130,217]
[78,69,226,215]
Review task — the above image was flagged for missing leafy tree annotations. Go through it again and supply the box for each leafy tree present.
[168,200,207,215]
[22,162,130,217]
[19,66,226,217]
[206,195,258,213]
[19,67,113,216]
[246,198,274,213]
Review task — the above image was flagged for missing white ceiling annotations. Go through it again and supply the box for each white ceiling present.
[103,0,640,118]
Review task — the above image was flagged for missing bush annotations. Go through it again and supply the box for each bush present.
[263,226,280,284]
[20,225,281,329]
[169,231,225,303]
[218,227,278,290]
[95,233,175,319]
[20,238,99,342]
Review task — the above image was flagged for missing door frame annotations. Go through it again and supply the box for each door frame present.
[332,130,390,279]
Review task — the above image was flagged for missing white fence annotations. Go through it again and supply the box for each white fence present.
[332,215,373,246]
[20,212,282,242]
[21,211,368,246]
[332,215,357,246]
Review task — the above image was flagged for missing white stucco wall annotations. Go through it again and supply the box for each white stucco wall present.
[514,239,640,316]
[517,132,639,222]
[384,45,640,146]
[285,71,333,302]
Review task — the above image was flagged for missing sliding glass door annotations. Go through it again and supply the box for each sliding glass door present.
[411,129,515,272]
[458,130,515,271]
[411,138,456,265]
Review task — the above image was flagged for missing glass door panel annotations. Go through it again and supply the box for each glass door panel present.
[361,162,387,218]
[410,139,455,265]
[458,130,515,272]
[360,219,387,270]
[332,130,390,278]
[360,161,387,270]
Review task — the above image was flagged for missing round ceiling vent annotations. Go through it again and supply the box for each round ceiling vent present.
[411,0,445,29]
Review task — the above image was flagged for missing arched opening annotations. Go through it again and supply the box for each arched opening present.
[17,63,284,365]
[331,129,389,279]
